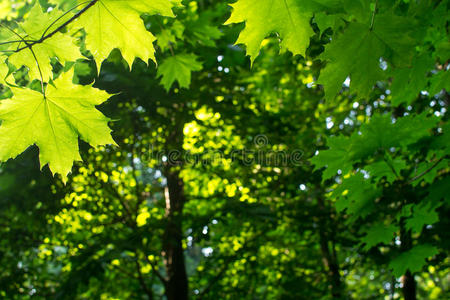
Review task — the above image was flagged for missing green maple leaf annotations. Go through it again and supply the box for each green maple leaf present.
[429,70,450,95]
[225,0,337,63]
[187,14,222,47]
[312,113,438,181]
[311,135,352,180]
[374,13,423,67]
[389,54,434,106]
[156,20,185,52]
[314,12,346,32]
[75,0,175,71]
[48,0,78,10]
[156,30,177,52]
[318,23,385,101]
[426,177,450,205]
[405,202,440,234]
[365,158,406,184]
[0,62,10,85]
[350,113,438,160]
[319,13,420,100]
[342,0,371,22]
[389,244,438,277]
[430,122,450,153]
[349,114,395,160]
[411,157,448,187]
[360,222,397,251]
[5,4,81,81]
[393,113,440,146]
[157,53,202,91]
[0,70,114,181]
[333,173,381,220]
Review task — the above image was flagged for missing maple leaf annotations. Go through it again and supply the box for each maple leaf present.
[48,0,78,10]
[156,20,185,52]
[405,202,440,234]
[429,70,450,95]
[157,53,202,91]
[312,113,439,180]
[311,135,352,181]
[365,158,406,184]
[426,177,450,205]
[360,222,397,251]
[314,12,345,32]
[389,245,438,277]
[319,13,420,100]
[342,0,371,22]
[389,54,434,106]
[75,0,175,71]
[332,173,381,220]
[156,30,177,52]
[0,70,114,181]
[5,4,81,81]
[411,157,448,187]
[0,62,9,85]
[225,0,335,63]
[374,13,422,67]
[350,113,439,160]
[318,23,385,101]
[186,14,222,47]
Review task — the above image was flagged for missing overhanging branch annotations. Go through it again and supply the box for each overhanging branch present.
[14,0,98,53]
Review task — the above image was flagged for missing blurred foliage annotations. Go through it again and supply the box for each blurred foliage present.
[0,0,448,299]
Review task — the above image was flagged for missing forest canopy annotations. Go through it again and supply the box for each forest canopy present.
[0,0,448,299]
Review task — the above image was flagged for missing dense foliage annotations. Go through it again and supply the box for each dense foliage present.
[0,0,448,299]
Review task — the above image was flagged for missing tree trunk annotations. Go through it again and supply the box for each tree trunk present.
[402,271,416,300]
[317,195,344,298]
[162,170,189,300]
[400,223,416,300]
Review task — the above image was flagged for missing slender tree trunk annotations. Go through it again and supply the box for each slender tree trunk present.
[317,195,344,298]
[162,170,189,300]
[402,271,416,300]
[400,222,416,300]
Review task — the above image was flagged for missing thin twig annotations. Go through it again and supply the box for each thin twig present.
[144,254,168,285]
[408,157,446,184]
[40,0,92,39]
[15,0,98,52]
[0,39,33,46]
[0,23,46,96]
[135,258,154,300]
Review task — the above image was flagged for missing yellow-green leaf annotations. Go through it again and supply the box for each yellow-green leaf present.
[157,53,202,91]
[75,0,176,71]
[5,4,81,80]
[0,70,114,181]
[225,0,317,63]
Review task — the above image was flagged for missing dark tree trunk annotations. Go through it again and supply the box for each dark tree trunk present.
[162,170,189,300]
[400,222,416,300]
[317,195,344,298]
[402,271,417,300]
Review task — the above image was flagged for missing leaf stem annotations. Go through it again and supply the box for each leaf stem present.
[383,155,400,180]
[370,0,379,31]
[0,40,33,46]
[0,24,46,97]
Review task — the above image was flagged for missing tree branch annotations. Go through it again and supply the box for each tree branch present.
[0,23,46,95]
[15,0,98,53]
[135,258,154,300]
[144,254,168,285]
[408,156,446,184]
